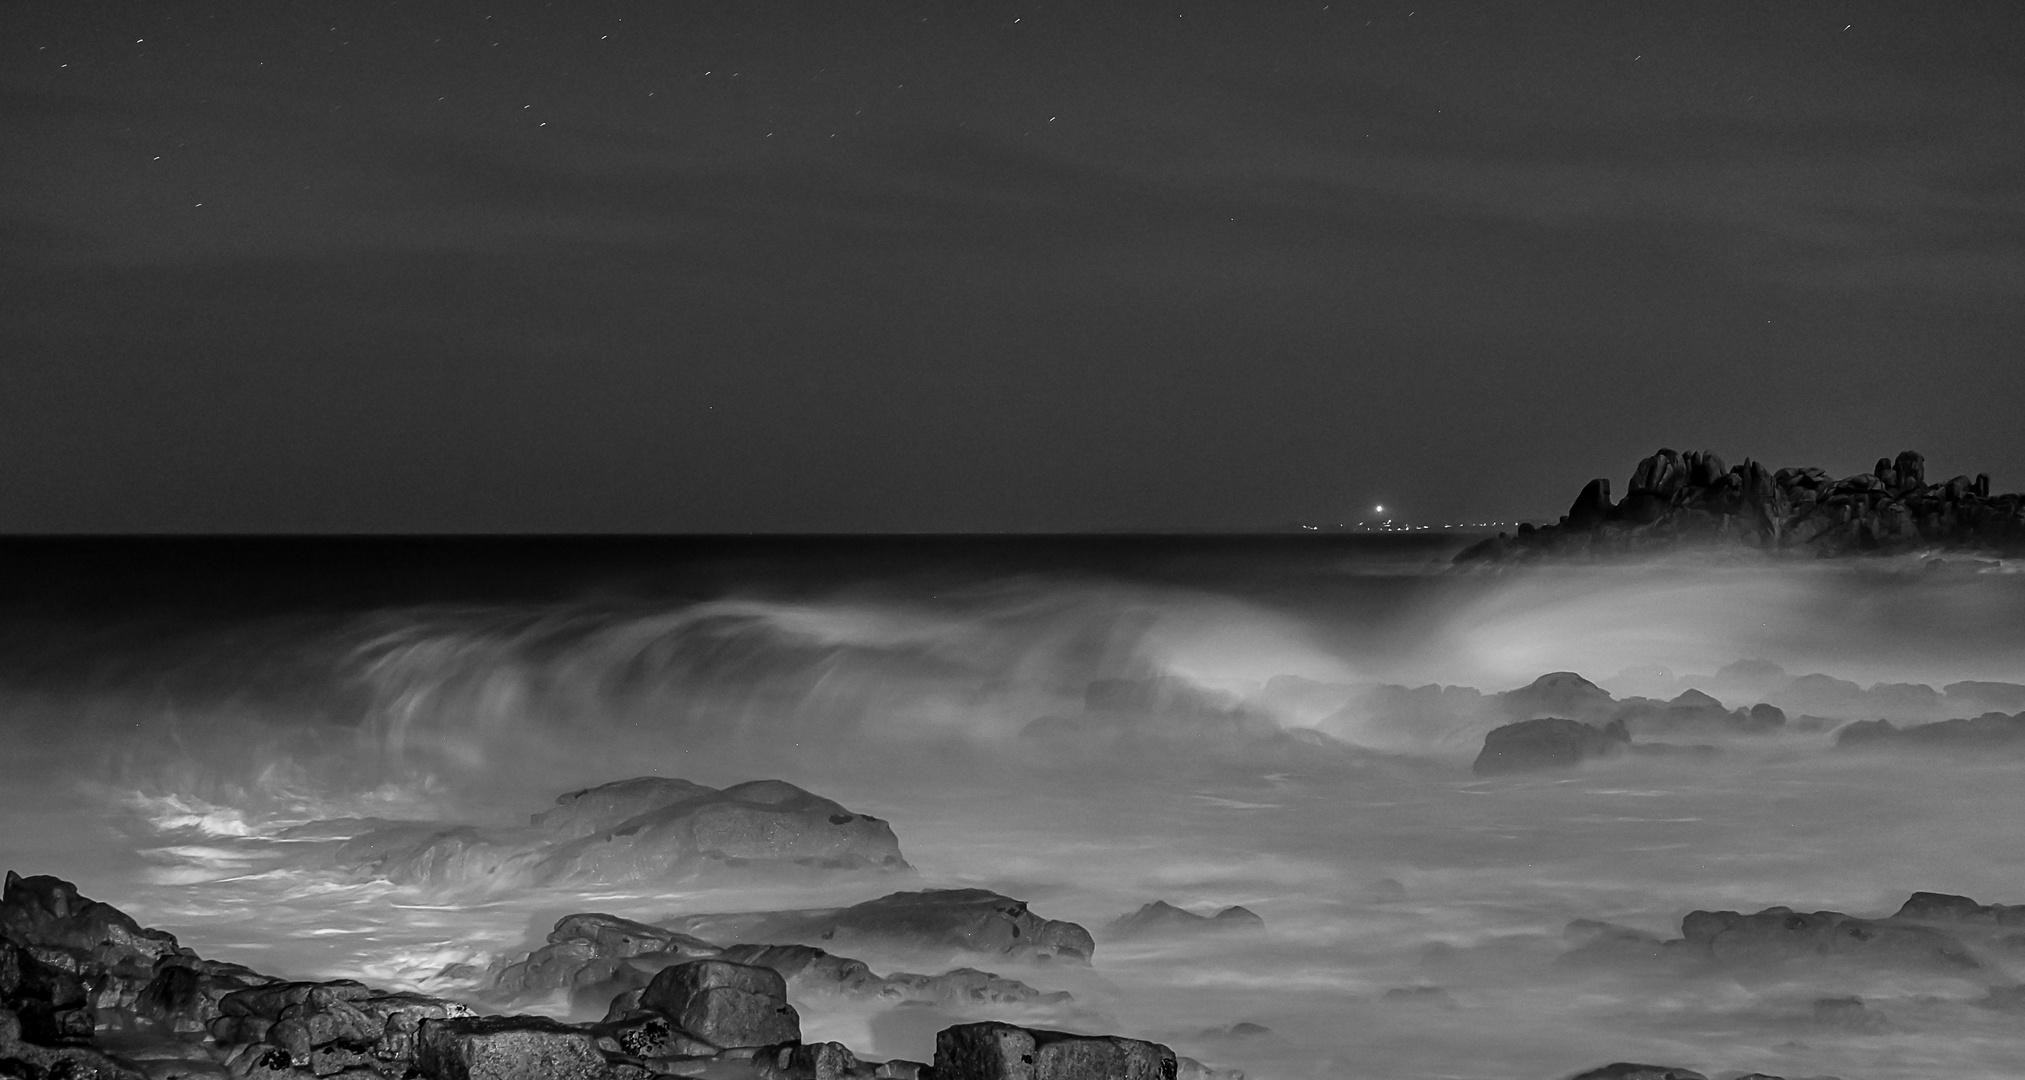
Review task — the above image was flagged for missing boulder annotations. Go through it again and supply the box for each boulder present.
[1104,903,1263,940]
[662,890,1094,964]
[1455,447,2025,564]
[1472,717,1628,776]
[637,960,798,1050]
[933,1022,1176,1080]
[1,939,94,1044]
[1497,673,1616,724]
[415,1016,607,1080]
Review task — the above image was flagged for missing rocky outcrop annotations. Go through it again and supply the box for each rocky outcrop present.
[3,871,1198,1080]
[1458,447,2025,563]
[1471,717,1629,775]
[324,778,910,891]
[1104,903,1263,941]
[661,889,1095,965]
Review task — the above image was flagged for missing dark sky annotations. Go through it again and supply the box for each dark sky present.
[4,1,2021,532]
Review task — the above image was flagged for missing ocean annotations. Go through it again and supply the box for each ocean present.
[5,535,2025,1079]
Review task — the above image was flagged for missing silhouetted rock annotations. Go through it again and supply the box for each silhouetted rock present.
[1567,479,1613,531]
[1456,447,2025,563]
[662,889,1095,964]
[329,778,909,890]
[1472,717,1629,775]
[1105,902,1263,940]
[933,1022,1175,1080]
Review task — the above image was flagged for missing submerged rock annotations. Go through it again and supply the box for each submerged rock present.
[1566,1067,1709,1080]
[1472,717,1629,775]
[1104,902,1263,940]
[328,778,910,891]
[662,889,1095,965]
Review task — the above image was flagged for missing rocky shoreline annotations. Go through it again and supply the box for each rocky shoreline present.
[1457,448,2025,563]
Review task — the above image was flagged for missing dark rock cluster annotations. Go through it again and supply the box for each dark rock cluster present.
[1468,673,1792,775]
[1458,447,2025,563]
[1,870,1208,1080]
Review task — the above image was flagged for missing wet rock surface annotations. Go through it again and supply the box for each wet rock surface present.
[3,873,1173,1080]
[1457,447,2025,563]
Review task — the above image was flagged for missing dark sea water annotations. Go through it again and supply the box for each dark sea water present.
[6,535,2025,1079]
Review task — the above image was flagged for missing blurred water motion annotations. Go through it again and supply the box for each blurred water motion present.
[5,536,2025,1079]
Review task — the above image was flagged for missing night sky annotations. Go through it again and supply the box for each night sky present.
[4,1,2021,532]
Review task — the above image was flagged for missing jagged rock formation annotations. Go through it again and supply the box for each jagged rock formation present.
[1104,902,1263,941]
[2,871,1220,1080]
[1458,447,2025,563]
[314,778,909,890]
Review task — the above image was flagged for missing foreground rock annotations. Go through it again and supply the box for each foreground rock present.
[1458,447,2025,563]
[320,778,910,890]
[1104,903,1262,941]
[661,889,1095,965]
[6,871,1229,1080]
[934,1022,1175,1080]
